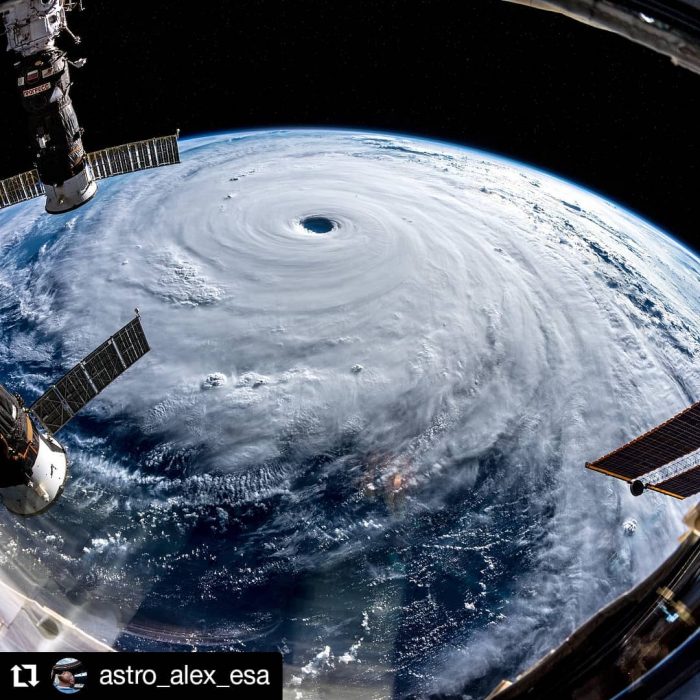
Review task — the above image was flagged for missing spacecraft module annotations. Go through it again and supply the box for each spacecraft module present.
[0,0,180,213]
[0,315,149,516]
[504,1,700,76]
[485,504,700,699]
[481,413,700,698]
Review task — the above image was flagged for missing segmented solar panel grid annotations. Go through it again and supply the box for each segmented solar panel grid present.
[88,134,180,180]
[0,169,44,209]
[649,465,700,499]
[82,342,127,392]
[587,402,700,480]
[31,317,150,433]
[31,367,96,434]
[112,316,150,366]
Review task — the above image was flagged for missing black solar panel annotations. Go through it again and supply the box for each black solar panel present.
[112,317,150,367]
[649,465,700,499]
[31,317,150,433]
[586,402,700,480]
[82,342,124,393]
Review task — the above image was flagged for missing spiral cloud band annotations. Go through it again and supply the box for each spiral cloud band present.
[0,130,698,697]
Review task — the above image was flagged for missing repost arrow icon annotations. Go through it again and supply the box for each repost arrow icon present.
[27,664,39,687]
[11,664,39,688]
[11,664,28,688]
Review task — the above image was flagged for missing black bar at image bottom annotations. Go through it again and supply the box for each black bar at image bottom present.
[1,652,282,699]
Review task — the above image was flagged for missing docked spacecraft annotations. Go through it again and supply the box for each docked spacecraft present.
[0,315,149,516]
[0,0,180,214]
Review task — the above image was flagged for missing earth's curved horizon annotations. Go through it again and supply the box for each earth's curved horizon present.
[182,126,699,256]
[0,128,698,698]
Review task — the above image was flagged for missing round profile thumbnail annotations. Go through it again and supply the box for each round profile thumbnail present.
[52,658,86,694]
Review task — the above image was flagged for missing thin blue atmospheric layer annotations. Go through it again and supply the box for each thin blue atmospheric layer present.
[182,126,695,259]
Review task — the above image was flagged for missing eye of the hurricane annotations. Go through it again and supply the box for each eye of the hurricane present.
[300,216,336,234]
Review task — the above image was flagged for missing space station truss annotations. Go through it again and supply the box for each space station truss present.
[87,134,180,180]
[587,401,700,499]
[31,316,150,434]
[0,169,44,209]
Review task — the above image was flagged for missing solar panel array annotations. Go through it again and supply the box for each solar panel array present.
[0,169,44,209]
[649,465,700,500]
[0,134,179,210]
[587,401,700,499]
[31,317,150,434]
[88,134,180,180]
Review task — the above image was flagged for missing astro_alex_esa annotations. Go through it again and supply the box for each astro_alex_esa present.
[99,664,271,687]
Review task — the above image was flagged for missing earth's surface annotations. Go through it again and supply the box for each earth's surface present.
[0,129,699,698]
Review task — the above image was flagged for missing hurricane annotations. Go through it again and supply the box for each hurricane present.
[0,129,698,698]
